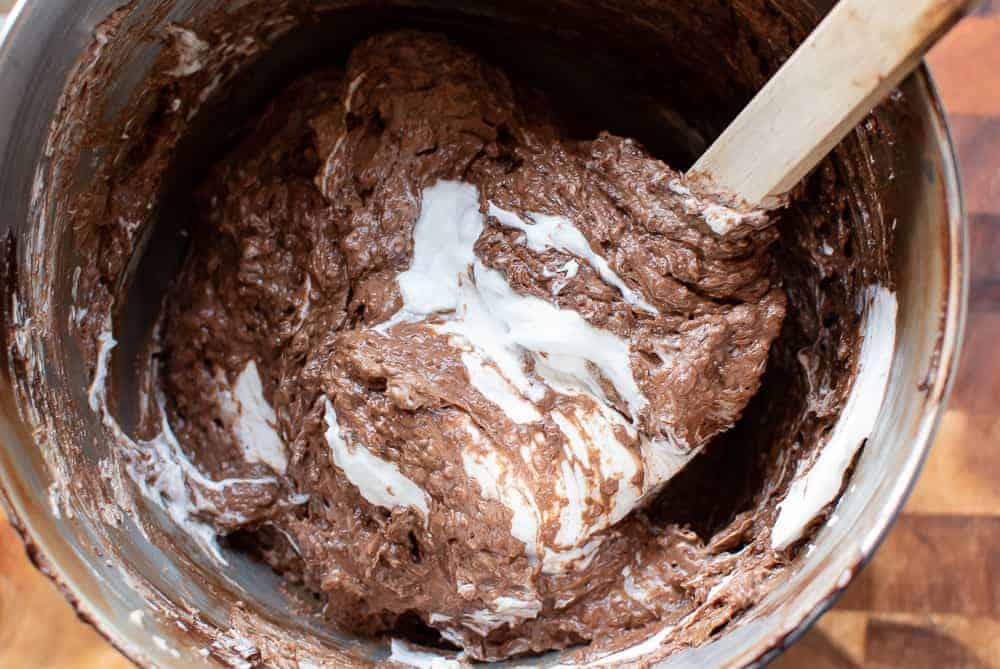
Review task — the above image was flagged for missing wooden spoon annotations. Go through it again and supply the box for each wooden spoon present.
[690,0,978,207]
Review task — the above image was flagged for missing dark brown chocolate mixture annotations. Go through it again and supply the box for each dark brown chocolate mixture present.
[153,31,786,660]
[61,1,898,664]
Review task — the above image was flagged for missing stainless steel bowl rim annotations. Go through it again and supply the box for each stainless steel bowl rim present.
[0,1,969,666]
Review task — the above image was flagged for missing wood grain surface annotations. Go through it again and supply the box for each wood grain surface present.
[1,3,998,667]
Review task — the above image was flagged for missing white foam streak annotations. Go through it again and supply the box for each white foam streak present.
[88,320,116,412]
[323,398,430,519]
[87,323,276,564]
[639,435,698,499]
[217,361,288,474]
[553,408,641,529]
[466,264,646,419]
[585,624,675,666]
[391,181,482,320]
[163,26,209,78]
[133,391,277,560]
[543,259,580,295]
[388,639,465,668]
[390,182,646,418]
[344,72,366,113]
[460,351,541,424]
[667,178,768,236]
[487,203,658,314]
[463,595,543,634]
[460,422,541,556]
[542,538,603,576]
[771,285,897,549]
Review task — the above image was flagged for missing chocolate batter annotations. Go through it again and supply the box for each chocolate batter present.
[54,1,900,664]
[152,31,785,660]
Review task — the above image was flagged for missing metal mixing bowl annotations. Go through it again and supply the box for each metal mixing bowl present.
[0,0,967,666]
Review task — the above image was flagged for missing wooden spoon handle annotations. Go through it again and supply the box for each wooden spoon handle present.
[690,0,978,207]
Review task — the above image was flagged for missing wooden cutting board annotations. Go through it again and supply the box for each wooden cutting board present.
[1,2,998,667]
